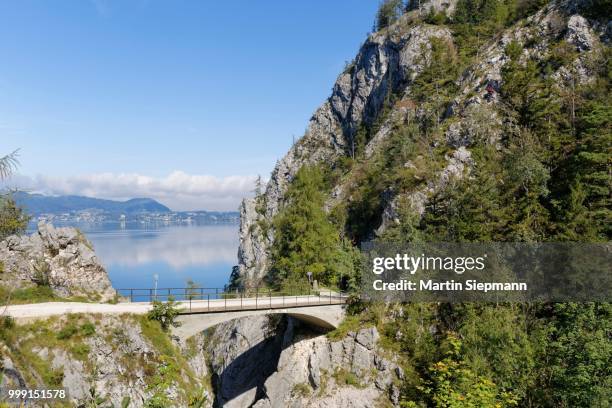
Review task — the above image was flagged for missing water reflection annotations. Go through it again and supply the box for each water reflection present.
[82,225,238,290]
[90,226,237,268]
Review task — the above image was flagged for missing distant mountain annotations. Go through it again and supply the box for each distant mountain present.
[13,192,171,216]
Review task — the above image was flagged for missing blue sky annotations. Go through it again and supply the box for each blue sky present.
[0,0,378,210]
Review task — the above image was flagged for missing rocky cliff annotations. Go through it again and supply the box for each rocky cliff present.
[0,313,212,407]
[237,13,454,287]
[199,315,401,408]
[236,0,609,287]
[0,222,116,302]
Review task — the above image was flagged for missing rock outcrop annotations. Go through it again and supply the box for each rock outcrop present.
[201,315,401,408]
[0,222,115,301]
[237,10,454,287]
[236,0,609,279]
[0,314,212,408]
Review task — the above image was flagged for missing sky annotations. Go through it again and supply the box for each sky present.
[0,0,378,211]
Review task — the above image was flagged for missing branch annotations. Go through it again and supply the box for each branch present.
[0,149,20,181]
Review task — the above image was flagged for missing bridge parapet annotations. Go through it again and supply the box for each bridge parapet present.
[115,287,348,315]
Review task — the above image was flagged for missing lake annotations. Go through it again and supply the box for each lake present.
[47,224,239,291]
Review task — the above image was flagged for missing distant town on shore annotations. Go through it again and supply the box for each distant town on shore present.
[10,191,239,226]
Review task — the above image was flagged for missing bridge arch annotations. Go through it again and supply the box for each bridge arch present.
[173,305,345,341]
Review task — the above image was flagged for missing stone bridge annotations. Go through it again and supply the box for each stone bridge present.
[174,304,345,340]
[5,293,347,341]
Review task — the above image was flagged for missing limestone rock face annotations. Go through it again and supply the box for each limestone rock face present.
[204,315,287,408]
[0,314,212,408]
[236,15,453,287]
[0,222,115,301]
[566,14,596,50]
[203,316,401,408]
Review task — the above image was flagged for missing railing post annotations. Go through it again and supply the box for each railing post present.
[207,293,210,311]
[255,286,258,309]
[130,289,133,303]
[224,291,227,310]
[190,296,192,313]
[150,288,153,302]
[269,289,272,309]
[240,291,243,310]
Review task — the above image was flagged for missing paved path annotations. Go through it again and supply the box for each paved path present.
[3,294,347,320]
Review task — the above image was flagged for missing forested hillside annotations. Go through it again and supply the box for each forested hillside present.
[237,0,611,405]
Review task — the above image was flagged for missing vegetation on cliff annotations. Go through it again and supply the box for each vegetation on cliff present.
[261,0,611,406]
[0,150,29,241]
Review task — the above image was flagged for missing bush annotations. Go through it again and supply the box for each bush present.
[147,297,182,332]
[0,316,15,331]
[57,323,78,340]
[70,343,90,360]
[80,322,96,337]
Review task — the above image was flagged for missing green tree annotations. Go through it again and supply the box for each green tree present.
[536,303,612,406]
[0,149,29,240]
[185,279,201,301]
[410,333,518,407]
[375,0,403,31]
[567,101,611,239]
[270,165,350,287]
[0,195,30,240]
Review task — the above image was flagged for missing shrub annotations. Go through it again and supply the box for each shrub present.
[57,323,78,340]
[80,322,96,337]
[32,260,51,287]
[147,297,182,332]
[0,315,14,330]
[70,343,90,360]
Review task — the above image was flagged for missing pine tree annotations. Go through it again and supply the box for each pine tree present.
[375,0,403,31]
[270,166,345,286]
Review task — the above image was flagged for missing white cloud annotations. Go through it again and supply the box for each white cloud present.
[4,171,257,211]
[91,225,238,269]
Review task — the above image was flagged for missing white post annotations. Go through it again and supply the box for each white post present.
[153,274,159,301]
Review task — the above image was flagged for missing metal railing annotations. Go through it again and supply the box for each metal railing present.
[115,287,349,313]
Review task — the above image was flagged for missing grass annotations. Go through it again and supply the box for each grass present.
[0,312,204,407]
[326,314,365,341]
[138,315,199,396]
[291,382,312,398]
[0,284,93,305]
[332,368,365,388]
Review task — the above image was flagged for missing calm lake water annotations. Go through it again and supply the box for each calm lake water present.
[39,224,239,291]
